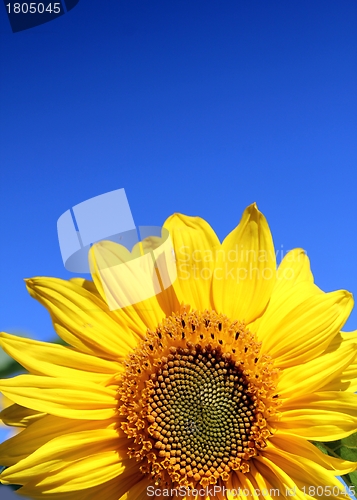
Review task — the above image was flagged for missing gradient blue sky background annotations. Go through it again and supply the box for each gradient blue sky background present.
[1,0,356,338]
[0,2,356,490]
[0,0,357,496]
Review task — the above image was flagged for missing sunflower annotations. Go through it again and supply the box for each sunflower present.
[0,203,356,500]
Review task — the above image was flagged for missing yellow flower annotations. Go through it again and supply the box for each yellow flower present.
[0,203,356,499]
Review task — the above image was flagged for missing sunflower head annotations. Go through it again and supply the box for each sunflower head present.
[0,203,356,499]
[118,307,280,489]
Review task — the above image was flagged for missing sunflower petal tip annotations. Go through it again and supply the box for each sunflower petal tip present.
[24,278,39,299]
[246,202,264,219]
[168,212,185,223]
[295,248,307,256]
[24,278,34,290]
[243,202,265,224]
[246,202,259,212]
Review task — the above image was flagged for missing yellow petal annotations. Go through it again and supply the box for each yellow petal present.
[250,462,292,500]
[212,203,276,324]
[0,333,123,382]
[119,479,150,500]
[25,278,138,359]
[0,414,115,466]
[253,457,305,500]
[248,248,315,334]
[273,391,357,440]
[321,330,357,392]
[69,277,100,295]
[270,432,356,475]
[163,213,220,311]
[228,469,261,500]
[276,248,314,290]
[260,439,352,500]
[256,284,353,368]
[17,472,139,500]
[278,339,357,398]
[89,240,171,332]
[70,276,163,343]
[0,425,123,487]
[0,375,116,420]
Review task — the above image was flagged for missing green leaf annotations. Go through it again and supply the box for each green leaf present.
[345,471,357,491]
[0,349,14,371]
[336,434,357,462]
[0,349,24,378]
[313,441,329,455]
[0,359,24,378]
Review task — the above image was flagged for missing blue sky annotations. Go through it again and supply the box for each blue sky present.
[0,2,356,355]
[0,1,356,497]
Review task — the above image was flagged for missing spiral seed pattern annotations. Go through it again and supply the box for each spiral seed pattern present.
[118,308,280,490]
[148,344,255,484]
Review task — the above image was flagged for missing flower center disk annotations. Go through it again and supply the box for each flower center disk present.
[118,308,280,490]
[150,344,255,482]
